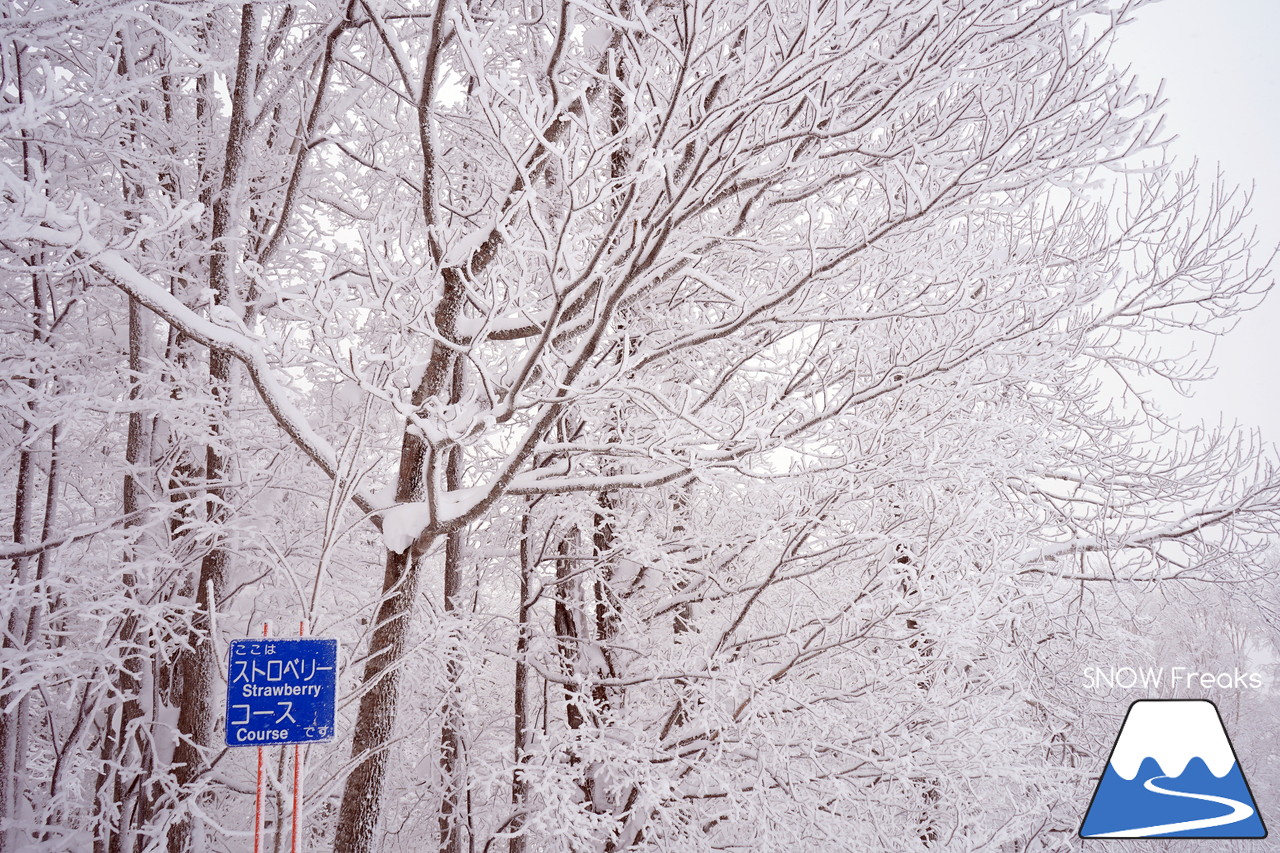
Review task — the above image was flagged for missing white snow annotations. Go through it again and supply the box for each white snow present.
[7,204,378,518]
[441,218,497,268]
[380,501,432,554]
[1109,700,1237,780]
[583,24,612,55]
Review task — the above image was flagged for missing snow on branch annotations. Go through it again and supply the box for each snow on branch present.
[7,195,381,524]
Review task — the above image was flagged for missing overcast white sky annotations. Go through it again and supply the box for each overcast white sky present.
[1110,0,1280,444]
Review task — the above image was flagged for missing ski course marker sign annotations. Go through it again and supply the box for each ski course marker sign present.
[225,637,338,747]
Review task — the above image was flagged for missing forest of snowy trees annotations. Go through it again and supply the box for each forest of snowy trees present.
[3,0,1280,850]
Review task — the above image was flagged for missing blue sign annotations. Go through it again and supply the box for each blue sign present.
[225,637,338,747]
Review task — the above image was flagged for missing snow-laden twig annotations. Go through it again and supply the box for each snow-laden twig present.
[9,202,382,526]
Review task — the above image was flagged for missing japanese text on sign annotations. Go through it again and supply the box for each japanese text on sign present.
[225,637,338,747]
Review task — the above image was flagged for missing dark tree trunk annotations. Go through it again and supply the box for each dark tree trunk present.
[333,523,425,851]
[0,45,41,853]
[439,360,467,853]
[334,174,466,853]
[508,505,536,853]
[168,7,256,849]
[97,291,155,853]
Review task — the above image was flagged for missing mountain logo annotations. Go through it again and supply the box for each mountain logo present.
[1080,699,1266,839]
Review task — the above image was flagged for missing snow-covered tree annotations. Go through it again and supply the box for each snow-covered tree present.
[2,0,1278,851]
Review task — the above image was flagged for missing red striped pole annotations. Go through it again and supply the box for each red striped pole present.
[292,619,307,853]
[254,621,270,853]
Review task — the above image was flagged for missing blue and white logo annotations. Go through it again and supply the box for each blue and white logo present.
[1080,699,1266,839]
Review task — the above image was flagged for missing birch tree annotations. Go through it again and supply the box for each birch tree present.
[2,0,1279,851]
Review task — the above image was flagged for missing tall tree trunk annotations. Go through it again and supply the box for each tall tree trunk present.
[439,361,467,853]
[334,0,464,839]
[590,491,618,718]
[1,274,63,853]
[100,294,154,853]
[554,534,587,736]
[897,542,940,846]
[2,423,57,853]
[168,7,256,848]
[333,505,427,851]
[508,504,537,853]
[335,293,464,847]
[1,347,39,853]
[96,28,161,846]
[1,352,38,853]
[2,46,47,845]
[334,345,451,849]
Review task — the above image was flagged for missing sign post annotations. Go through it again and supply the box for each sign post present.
[227,626,337,852]
[292,620,306,853]
[254,623,267,853]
